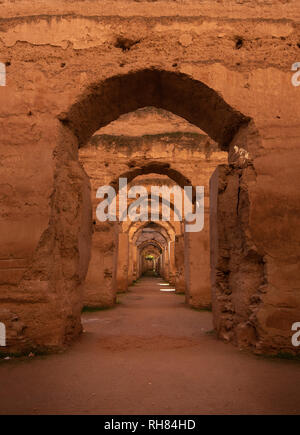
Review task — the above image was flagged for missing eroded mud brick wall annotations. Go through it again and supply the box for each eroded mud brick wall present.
[0,0,299,354]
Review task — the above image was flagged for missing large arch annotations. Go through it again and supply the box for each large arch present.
[5,67,260,354]
[59,68,250,150]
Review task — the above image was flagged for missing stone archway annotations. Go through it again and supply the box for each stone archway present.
[3,68,263,355]
[133,224,171,283]
[60,68,251,149]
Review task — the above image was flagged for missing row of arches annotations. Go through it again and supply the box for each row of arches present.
[3,67,282,356]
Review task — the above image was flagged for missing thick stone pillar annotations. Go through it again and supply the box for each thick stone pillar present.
[210,165,265,349]
[168,241,176,285]
[138,249,142,278]
[175,234,185,293]
[184,205,211,308]
[160,251,165,279]
[159,254,163,277]
[128,243,136,285]
[162,246,170,282]
[116,232,129,292]
[83,221,116,308]
[132,245,138,282]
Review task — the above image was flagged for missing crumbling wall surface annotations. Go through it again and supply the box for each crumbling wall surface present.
[248,148,300,355]
[210,164,263,351]
[1,0,299,19]
[210,159,300,356]
[0,122,93,354]
[0,0,299,354]
[175,235,185,293]
[83,222,116,308]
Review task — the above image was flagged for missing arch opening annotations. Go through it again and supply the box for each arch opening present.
[60,69,251,151]
[5,67,264,356]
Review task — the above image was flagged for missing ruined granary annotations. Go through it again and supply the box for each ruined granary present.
[0,0,300,360]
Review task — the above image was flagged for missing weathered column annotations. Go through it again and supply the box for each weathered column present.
[83,221,116,308]
[138,249,142,278]
[163,246,170,282]
[158,254,163,277]
[127,242,136,285]
[160,252,164,279]
[175,234,185,293]
[184,204,211,308]
[168,241,176,285]
[116,232,129,292]
[209,164,265,350]
[132,245,138,281]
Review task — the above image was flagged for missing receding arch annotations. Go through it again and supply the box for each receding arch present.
[120,194,184,222]
[123,216,178,239]
[138,239,164,253]
[59,68,251,150]
[110,162,193,193]
[135,231,168,249]
[130,220,176,242]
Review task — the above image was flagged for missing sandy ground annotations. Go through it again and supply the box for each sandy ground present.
[0,276,300,415]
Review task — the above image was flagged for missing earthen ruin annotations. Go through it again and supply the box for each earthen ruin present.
[0,0,300,362]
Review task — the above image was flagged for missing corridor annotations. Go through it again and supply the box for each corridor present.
[0,276,299,415]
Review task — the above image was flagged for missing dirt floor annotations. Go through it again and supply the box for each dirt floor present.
[0,276,300,415]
